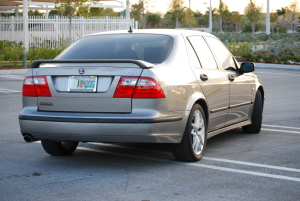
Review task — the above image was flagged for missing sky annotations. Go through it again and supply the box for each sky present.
[115,0,298,14]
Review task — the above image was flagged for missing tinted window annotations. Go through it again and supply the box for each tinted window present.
[57,34,173,64]
[206,37,237,70]
[188,36,218,70]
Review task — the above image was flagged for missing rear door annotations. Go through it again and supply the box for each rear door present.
[34,63,143,113]
[187,36,229,132]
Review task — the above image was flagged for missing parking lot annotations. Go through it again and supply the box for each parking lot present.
[0,68,299,201]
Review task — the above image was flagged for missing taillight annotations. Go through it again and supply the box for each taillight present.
[22,76,37,97]
[113,77,138,98]
[114,76,165,98]
[133,77,165,98]
[22,76,51,97]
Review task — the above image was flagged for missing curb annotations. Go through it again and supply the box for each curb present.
[253,63,300,71]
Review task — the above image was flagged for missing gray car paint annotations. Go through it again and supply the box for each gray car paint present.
[19,29,264,143]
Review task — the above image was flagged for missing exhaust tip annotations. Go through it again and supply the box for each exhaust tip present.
[24,135,35,143]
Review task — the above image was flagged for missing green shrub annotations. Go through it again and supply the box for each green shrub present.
[261,54,278,63]
[278,55,292,64]
[292,56,300,63]
[2,41,25,66]
[27,46,66,61]
[241,53,255,61]
[227,43,250,56]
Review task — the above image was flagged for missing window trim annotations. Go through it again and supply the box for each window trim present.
[204,36,238,71]
[187,36,220,70]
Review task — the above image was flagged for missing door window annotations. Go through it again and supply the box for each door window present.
[188,36,218,70]
[206,37,237,71]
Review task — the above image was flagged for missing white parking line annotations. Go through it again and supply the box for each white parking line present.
[261,128,300,134]
[262,124,300,130]
[0,88,21,93]
[89,142,300,173]
[77,147,300,182]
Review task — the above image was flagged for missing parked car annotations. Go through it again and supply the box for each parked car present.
[19,29,264,162]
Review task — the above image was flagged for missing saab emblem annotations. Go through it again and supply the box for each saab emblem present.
[79,68,85,74]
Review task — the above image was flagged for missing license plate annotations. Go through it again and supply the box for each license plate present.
[68,76,97,92]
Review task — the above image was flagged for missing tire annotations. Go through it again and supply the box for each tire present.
[242,91,263,133]
[41,140,78,156]
[171,104,207,162]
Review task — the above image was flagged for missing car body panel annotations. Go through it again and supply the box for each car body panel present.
[19,29,264,144]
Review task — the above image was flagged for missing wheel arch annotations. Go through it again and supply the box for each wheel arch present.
[257,85,265,109]
[186,92,209,125]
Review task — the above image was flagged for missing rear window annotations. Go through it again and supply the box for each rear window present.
[56,34,173,64]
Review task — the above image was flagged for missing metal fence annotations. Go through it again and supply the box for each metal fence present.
[0,16,137,48]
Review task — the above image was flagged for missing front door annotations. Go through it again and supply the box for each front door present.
[205,36,254,126]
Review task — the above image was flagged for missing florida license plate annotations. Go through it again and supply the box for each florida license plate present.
[68,76,97,92]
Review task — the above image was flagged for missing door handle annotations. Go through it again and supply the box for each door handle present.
[200,74,208,81]
[228,75,235,82]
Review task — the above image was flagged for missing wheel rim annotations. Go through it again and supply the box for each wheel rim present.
[191,110,205,155]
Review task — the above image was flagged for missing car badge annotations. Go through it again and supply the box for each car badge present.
[79,68,85,74]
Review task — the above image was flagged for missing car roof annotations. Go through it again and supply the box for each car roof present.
[87,29,214,38]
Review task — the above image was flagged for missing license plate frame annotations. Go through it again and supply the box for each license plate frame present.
[68,76,97,92]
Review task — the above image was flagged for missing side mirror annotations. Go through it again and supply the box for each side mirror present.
[240,63,255,73]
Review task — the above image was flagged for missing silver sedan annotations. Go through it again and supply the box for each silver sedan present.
[19,29,264,162]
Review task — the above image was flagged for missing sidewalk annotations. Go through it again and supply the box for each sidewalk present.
[0,63,300,75]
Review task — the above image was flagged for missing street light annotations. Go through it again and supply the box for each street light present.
[126,0,130,19]
[203,0,212,33]
[266,0,270,34]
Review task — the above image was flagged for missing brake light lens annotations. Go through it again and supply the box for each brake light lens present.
[133,77,165,98]
[113,76,165,98]
[22,76,51,97]
[113,77,138,98]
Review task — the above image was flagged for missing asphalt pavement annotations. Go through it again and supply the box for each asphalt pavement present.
[0,68,299,201]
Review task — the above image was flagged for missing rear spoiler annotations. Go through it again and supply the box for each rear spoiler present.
[31,59,154,69]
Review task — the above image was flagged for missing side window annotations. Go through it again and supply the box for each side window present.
[187,40,201,68]
[206,37,237,71]
[188,36,218,70]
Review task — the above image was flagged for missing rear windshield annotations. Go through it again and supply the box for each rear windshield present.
[56,34,173,64]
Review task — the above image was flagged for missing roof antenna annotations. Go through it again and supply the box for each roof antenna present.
[128,26,133,33]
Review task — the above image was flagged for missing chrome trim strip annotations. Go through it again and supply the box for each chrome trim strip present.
[210,106,229,113]
[229,101,252,109]
[19,115,183,124]
[210,101,253,113]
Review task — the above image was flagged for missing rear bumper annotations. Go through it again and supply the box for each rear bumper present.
[19,110,187,143]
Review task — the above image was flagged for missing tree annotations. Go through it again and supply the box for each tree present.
[89,7,104,17]
[216,0,229,32]
[186,8,196,28]
[285,1,300,32]
[244,0,263,37]
[270,12,278,33]
[146,13,161,28]
[55,0,89,39]
[28,10,43,17]
[131,0,149,28]
[168,0,186,28]
[231,11,242,32]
